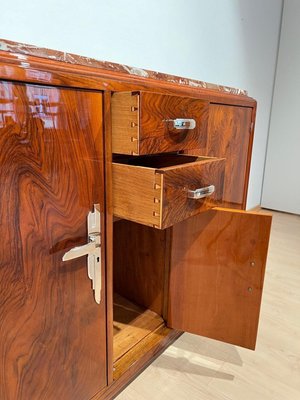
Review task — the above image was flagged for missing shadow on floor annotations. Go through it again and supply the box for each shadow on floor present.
[171,334,243,366]
[153,354,234,380]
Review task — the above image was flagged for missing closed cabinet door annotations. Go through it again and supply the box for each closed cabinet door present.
[167,208,272,350]
[0,81,107,399]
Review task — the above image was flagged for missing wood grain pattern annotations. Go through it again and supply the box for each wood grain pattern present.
[111,92,139,155]
[206,104,253,209]
[112,163,162,227]
[0,48,256,108]
[113,155,225,229]
[0,81,107,399]
[139,92,208,154]
[113,220,168,315]
[243,104,256,209]
[167,209,272,350]
[113,294,164,365]
[93,329,182,400]
[111,91,209,155]
[112,211,300,400]
[161,157,225,228]
[0,43,270,400]
[113,324,170,381]
[0,39,248,96]
[103,91,114,385]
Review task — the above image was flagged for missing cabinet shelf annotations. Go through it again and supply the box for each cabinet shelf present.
[113,293,168,380]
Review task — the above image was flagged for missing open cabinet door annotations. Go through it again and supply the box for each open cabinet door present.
[167,208,272,350]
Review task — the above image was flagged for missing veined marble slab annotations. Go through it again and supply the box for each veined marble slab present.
[0,38,247,96]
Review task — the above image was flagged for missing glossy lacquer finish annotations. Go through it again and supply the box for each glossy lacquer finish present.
[0,39,248,96]
[168,209,272,350]
[207,104,253,209]
[0,81,106,399]
[112,92,209,155]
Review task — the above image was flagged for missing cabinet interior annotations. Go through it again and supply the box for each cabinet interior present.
[112,219,170,378]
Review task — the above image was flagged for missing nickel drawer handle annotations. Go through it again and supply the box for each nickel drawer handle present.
[187,185,215,199]
[166,118,196,130]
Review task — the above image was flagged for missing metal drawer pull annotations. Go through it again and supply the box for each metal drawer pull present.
[62,204,102,304]
[166,118,196,130]
[187,185,215,199]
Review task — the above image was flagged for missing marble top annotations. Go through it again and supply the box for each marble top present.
[0,39,247,96]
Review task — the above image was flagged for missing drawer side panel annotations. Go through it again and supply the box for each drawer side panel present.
[112,163,162,227]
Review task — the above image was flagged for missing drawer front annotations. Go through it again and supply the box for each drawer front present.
[113,156,225,229]
[161,159,225,228]
[112,91,209,155]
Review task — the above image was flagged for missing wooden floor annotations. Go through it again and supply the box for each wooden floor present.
[116,211,300,400]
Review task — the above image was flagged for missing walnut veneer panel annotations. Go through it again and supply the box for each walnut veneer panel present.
[0,81,107,399]
[168,209,272,350]
[207,104,253,209]
[161,157,225,228]
[112,91,209,155]
[113,220,167,315]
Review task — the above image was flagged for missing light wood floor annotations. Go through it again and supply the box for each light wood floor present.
[116,211,300,400]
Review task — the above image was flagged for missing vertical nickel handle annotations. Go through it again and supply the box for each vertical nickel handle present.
[62,204,102,304]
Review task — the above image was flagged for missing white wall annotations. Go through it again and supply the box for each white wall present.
[0,0,282,209]
[262,0,300,214]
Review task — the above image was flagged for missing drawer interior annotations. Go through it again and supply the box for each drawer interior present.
[113,153,211,169]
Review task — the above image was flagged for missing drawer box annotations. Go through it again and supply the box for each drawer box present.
[111,91,209,155]
[112,154,225,229]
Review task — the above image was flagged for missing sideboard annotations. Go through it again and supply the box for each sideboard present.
[0,39,272,400]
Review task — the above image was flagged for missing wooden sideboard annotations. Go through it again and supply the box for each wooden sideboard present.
[0,39,272,400]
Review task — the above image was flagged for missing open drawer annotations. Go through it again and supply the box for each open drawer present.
[112,154,225,229]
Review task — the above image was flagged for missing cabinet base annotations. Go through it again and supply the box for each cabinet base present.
[92,329,182,400]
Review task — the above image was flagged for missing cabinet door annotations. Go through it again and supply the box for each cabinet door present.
[0,82,107,399]
[167,209,271,350]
